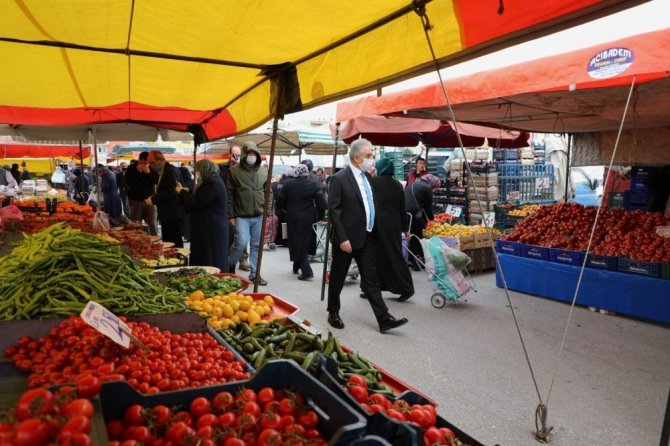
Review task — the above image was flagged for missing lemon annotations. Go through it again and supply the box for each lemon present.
[236,310,248,322]
[231,315,241,324]
[190,290,205,301]
[221,303,234,318]
[239,300,251,312]
[263,295,274,306]
[247,310,261,325]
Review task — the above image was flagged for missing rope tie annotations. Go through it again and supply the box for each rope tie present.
[534,404,552,443]
[412,0,433,32]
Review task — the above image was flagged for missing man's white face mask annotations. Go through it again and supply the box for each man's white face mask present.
[246,155,257,165]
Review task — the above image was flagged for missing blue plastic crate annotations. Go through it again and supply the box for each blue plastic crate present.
[493,148,519,161]
[549,248,584,266]
[520,244,550,261]
[585,254,619,271]
[496,239,521,256]
[617,257,661,278]
[100,360,366,445]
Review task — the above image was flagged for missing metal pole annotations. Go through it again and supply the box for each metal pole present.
[565,133,572,202]
[92,129,102,206]
[253,94,281,292]
[320,124,340,301]
[78,141,85,200]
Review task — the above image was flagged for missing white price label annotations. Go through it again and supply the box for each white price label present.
[506,191,521,201]
[446,205,463,218]
[80,301,131,348]
[482,212,495,227]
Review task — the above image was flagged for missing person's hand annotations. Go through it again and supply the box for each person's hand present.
[175,182,183,193]
[339,240,352,253]
[369,166,377,177]
[229,218,236,226]
[404,231,411,239]
[144,196,153,205]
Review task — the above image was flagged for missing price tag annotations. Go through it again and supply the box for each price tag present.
[482,212,495,227]
[506,191,521,201]
[446,205,463,218]
[80,301,131,348]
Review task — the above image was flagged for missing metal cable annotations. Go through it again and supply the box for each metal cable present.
[545,76,637,408]
[412,5,544,407]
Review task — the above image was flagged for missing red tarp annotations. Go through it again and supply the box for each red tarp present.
[0,143,91,159]
[336,28,670,134]
[333,115,530,148]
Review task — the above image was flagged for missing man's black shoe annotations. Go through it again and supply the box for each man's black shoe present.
[328,312,345,329]
[298,274,314,281]
[397,291,414,302]
[379,314,408,333]
[293,267,299,274]
[359,292,368,299]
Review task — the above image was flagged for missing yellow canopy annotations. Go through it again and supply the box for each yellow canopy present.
[0,0,645,141]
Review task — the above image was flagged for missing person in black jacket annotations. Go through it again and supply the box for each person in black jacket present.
[71,169,90,205]
[361,158,414,300]
[177,160,229,271]
[404,174,440,270]
[146,151,184,247]
[326,138,408,333]
[124,152,159,235]
[277,164,327,280]
[116,162,130,217]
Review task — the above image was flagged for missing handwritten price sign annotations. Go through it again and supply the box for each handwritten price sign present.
[80,301,131,348]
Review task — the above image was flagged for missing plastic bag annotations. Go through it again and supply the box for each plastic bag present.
[444,245,471,270]
[0,205,24,222]
[92,210,110,232]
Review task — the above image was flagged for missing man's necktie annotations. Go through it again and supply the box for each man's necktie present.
[361,172,374,231]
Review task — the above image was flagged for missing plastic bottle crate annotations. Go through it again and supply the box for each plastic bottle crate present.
[99,360,366,445]
[492,148,518,161]
[585,254,619,271]
[617,257,661,278]
[520,243,550,261]
[549,248,584,266]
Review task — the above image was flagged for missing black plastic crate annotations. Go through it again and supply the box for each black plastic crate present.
[99,359,366,445]
[351,435,394,445]
[313,355,485,446]
[617,257,661,278]
[586,254,619,271]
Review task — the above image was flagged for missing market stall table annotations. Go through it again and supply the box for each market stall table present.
[495,253,670,324]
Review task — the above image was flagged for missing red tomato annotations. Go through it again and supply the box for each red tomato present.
[190,397,211,418]
[257,428,281,446]
[347,374,367,388]
[241,401,260,417]
[62,398,94,418]
[123,404,145,426]
[217,412,237,429]
[60,433,92,446]
[14,418,50,446]
[16,388,55,420]
[278,398,297,416]
[59,415,92,437]
[409,408,433,429]
[76,374,101,398]
[196,413,218,430]
[106,419,125,440]
[258,412,282,430]
[212,391,234,412]
[152,405,172,425]
[298,410,319,430]
[347,385,368,404]
[367,393,390,410]
[257,387,275,406]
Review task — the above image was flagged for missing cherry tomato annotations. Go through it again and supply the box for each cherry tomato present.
[14,418,50,446]
[347,374,367,388]
[16,388,55,420]
[62,398,94,418]
[76,374,101,398]
[298,410,319,430]
[257,387,275,406]
[123,404,145,426]
[257,428,281,446]
[190,397,211,418]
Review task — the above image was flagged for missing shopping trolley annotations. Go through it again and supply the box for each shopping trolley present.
[313,221,359,283]
[263,213,278,251]
[403,214,475,308]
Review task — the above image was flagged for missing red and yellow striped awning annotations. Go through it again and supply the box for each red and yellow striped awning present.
[0,0,645,141]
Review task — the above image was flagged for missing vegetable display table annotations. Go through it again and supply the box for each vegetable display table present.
[495,253,670,324]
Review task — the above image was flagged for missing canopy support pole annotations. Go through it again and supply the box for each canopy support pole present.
[564,134,572,202]
[320,123,340,302]
[91,129,102,206]
[77,141,85,198]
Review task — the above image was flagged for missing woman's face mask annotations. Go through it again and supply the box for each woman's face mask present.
[246,155,257,165]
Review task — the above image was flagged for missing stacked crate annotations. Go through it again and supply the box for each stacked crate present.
[465,147,490,162]
[519,147,535,166]
[466,171,498,225]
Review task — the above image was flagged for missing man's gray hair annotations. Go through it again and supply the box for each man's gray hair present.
[349,138,372,161]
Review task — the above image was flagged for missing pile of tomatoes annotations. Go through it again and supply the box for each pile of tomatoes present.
[504,203,670,262]
[345,375,465,446]
[0,375,101,446]
[107,386,327,446]
[5,316,251,393]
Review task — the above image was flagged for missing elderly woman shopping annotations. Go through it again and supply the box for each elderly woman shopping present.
[177,159,229,271]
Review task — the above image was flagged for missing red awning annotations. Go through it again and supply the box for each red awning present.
[0,143,91,159]
[333,115,529,148]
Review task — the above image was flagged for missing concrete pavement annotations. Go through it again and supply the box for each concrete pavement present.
[251,245,670,446]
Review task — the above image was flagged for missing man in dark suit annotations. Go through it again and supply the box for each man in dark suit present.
[327,139,409,333]
[146,150,184,247]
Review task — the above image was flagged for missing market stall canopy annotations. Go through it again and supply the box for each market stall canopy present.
[0,142,91,159]
[225,131,346,157]
[112,144,176,155]
[0,124,192,143]
[0,0,645,142]
[332,115,530,148]
[335,28,670,165]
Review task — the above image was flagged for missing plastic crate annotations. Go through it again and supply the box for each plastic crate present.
[520,244,550,261]
[503,214,525,227]
[625,189,648,205]
[585,254,619,271]
[351,435,394,446]
[100,360,366,445]
[617,258,661,278]
[313,355,485,446]
[492,148,519,161]
[495,239,521,256]
[661,263,670,280]
[549,248,584,266]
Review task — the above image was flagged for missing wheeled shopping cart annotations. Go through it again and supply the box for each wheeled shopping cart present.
[404,234,475,308]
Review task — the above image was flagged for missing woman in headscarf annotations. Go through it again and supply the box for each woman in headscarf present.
[97,165,123,222]
[276,164,327,280]
[176,159,229,271]
[361,158,414,301]
[72,168,90,205]
[404,173,440,270]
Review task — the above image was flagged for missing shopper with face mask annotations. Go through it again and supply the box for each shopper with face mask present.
[226,141,270,286]
[145,150,185,247]
[326,138,409,333]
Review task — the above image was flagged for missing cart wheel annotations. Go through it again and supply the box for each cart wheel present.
[268,243,277,251]
[431,293,446,308]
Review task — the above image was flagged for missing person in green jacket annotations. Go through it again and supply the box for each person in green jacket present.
[226,141,270,285]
